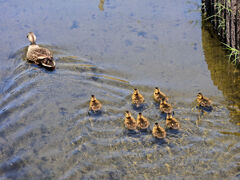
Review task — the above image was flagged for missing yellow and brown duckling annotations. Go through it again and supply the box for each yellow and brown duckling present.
[89,95,102,112]
[153,87,168,102]
[132,88,144,107]
[26,32,56,70]
[152,122,166,139]
[124,111,137,130]
[160,98,173,114]
[136,112,149,130]
[196,92,212,108]
[166,113,180,130]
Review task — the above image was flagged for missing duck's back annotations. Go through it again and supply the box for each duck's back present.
[27,45,52,62]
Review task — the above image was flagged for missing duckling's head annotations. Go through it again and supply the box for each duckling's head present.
[154,87,160,94]
[133,88,139,95]
[138,112,143,118]
[125,111,131,118]
[91,95,96,101]
[154,122,160,129]
[197,92,203,99]
[27,32,37,45]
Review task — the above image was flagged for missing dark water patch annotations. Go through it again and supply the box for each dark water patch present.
[151,137,168,145]
[134,46,145,52]
[160,112,167,119]
[137,31,147,37]
[123,129,139,137]
[0,155,27,176]
[88,110,102,116]
[70,20,79,30]
[131,103,148,112]
[196,105,213,112]
[153,101,160,108]
[124,39,132,46]
[138,128,151,134]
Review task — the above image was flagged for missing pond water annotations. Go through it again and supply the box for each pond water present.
[0,0,240,179]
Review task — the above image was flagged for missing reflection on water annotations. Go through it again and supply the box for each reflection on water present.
[98,0,105,11]
[0,0,240,179]
[202,22,240,124]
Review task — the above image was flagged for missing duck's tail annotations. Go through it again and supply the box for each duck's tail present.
[40,58,56,70]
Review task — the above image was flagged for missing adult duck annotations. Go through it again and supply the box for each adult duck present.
[26,32,55,70]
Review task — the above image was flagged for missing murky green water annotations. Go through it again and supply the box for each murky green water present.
[0,0,240,179]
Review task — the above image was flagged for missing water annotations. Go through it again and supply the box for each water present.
[0,0,240,179]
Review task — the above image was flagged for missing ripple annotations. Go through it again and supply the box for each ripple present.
[1,26,239,180]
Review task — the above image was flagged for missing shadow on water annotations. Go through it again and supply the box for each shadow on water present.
[88,110,103,117]
[202,21,240,124]
[131,103,148,112]
[196,105,213,112]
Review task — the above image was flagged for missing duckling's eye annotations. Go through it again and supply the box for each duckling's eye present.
[27,35,28,38]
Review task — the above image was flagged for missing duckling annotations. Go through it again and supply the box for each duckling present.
[152,122,166,139]
[166,113,180,129]
[26,32,56,70]
[196,92,212,108]
[160,98,173,114]
[132,88,144,107]
[89,95,102,112]
[153,87,168,102]
[136,112,149,130]
[124,111,137,130]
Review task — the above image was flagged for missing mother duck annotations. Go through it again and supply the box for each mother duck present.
[26,32,56,70]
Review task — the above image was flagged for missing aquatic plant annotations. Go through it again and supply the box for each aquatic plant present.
[222,43,240,64]
[202,0,240,65]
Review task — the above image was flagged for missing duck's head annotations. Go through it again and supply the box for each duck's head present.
[133,88,139,95]
[27,32,37,45]
[91,95,96,102]
[154,87,160,94]
[125,111,131,118]
[197,92,203,99]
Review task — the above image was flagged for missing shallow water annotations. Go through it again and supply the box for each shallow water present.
[0,0,240,179]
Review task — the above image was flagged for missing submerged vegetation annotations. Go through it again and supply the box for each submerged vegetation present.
[202,0,240,65]
[222,43,240,64]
